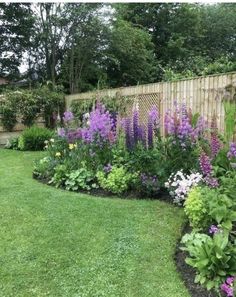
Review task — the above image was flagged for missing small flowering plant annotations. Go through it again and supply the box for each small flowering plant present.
[221,276,236,297]
[165,170,202,204]
[140,173,160,196]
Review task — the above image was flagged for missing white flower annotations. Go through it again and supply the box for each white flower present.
[50,138,54,143]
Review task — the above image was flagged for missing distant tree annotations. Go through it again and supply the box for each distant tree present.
[0,3,34,79]
[106,20,157,87]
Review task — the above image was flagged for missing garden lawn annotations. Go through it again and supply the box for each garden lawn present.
[0,149,190,297]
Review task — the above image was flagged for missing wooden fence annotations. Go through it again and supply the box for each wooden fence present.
[65,72,236,135]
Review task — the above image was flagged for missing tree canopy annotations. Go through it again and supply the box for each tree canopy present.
[0,3,235,92]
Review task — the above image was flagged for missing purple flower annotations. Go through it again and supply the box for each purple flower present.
[104,163,112,173]
[227,142,236,160]
[81,105,116,146]
[149,105,160,129]
[147,115,154,149]
[124,117,133,150]
[138,124,147,148]
[57,127,66,137]
[199,152,212,176]
[210,116,221,157]
[204,176,219,188]
[63,111,74,123]
[133,109,139,145]
[67,129,82,143]
[221,276,235,297]
[209,225,220,234]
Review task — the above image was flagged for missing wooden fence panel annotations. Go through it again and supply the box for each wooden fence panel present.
[65,72,236,135]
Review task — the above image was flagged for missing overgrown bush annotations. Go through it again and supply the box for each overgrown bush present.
[18,126,53,151]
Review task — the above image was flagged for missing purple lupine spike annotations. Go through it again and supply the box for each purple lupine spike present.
[138,124,147,148]
[147,114,154,149]
[133,109,139,145]
[227,142,236,159]
[210,116,221,157]
[124,117,133,150]
[149,105,160,129]
[199,152,212,176]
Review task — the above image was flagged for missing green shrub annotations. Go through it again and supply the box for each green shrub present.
[96,166,136,195]
[65,168,97,191]
[5,137,19,150]
[18,126,53,151]
[181,231,236,291]
[184,187,208,230]
[0,102,17,131]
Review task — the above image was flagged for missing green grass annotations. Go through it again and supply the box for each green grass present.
[0,149,190,297]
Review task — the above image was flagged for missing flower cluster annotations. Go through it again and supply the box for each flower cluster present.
[81,104,116,146]
[210,116,221,157]
[165,170,202,204]
[221,276,235,297]
[123,106,160,150]
[63,111,74,123]
[164,102,205,146]
[209,224,220,235]
[227,142,236,160]
[199,152,219,188]
[140,173,160,194]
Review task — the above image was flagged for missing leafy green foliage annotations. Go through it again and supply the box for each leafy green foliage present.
[0,101,17,131]
[18,126,53,151]
[181,231,236,291]
[49,164,68,188]
[184,187,208,230]
[96,166,136,195]
[65,167,97,191]
[33,156,56,180]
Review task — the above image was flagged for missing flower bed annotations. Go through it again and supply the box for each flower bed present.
[34,100,236,296]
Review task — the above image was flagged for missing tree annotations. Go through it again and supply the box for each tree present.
[0,3,34,79]
[106,20,156,87]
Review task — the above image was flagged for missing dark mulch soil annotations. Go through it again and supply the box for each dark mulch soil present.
[33,173,173,202]
[175,224,218,297]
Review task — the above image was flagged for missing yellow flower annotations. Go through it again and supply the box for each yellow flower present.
[69,143,74,150]
[50,138,55,143]
[55,152,61,157]
[74,143,78,149]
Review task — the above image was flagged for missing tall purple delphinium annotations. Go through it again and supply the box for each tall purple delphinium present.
[199,151,219,188]
[147,115,154,149]
[124,117,133,150]
[138,124,147,148]
[133,109,139,145]
[177,104,193,143]
[210,116,221,157]
[149,105,160,129]
[227,142,236,159]
[199,151,212,176]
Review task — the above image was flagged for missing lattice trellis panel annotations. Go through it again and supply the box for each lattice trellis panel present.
[137,93,161,126]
